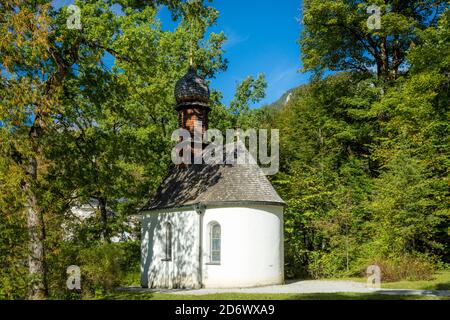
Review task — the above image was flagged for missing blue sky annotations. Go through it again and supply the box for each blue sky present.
[168,0,309,107]
[54,0,309,108]
[188,0,308,107]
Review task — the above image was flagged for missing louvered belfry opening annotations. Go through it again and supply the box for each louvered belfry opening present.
[174,67,211,164]
[177,107,208,135]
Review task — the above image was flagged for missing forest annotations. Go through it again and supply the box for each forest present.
[0,0,449,299]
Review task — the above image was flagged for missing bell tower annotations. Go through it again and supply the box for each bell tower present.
[174,67,211,165]
[174,67,210,136]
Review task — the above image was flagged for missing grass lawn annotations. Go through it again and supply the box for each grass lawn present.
[98,271,450,300]
[99,291,447,300]
[381,270,450,290]
[97,270,450,300]
[98,292,450,300]
[333,270,450,290]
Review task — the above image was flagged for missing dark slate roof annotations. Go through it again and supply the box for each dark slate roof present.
[143,142,285,210]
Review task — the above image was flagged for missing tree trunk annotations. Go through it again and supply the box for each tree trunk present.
[379,38,389,78]
[25,156,48,300]
[391,37,402,80]
[98,197,110,242]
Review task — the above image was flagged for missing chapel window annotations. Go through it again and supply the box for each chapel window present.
[163,222,172,261]
[209,222,221,263]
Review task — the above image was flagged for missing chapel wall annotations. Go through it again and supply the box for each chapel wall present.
[201,204,284,288]
[141,209,200,289]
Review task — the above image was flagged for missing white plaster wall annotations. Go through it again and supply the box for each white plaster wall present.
[141,209,200,289]
[67,206,137,242]
[201,205,284,288]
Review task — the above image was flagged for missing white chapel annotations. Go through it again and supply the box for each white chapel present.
[140,67,285,289]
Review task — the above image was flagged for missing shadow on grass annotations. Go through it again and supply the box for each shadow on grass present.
[100,291,447,300]
[381,271,450,291]
[285,293,446,300]
[434,283,450,290]
[99,292,156,300]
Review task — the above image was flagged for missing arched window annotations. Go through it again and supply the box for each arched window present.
[209,222,221,263]
[163,222,172,261]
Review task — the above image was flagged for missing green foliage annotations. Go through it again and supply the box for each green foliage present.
[366,255,436,282]
[0,0,227,299]
[270,73,376,278]
[269,7,450,280]
[44,0,228,241]
[46,241,140,299]
[208,73,267,132]
[230,74,267,112]
[0,0,269,299]
[366,9,450,262]
[1,0,448,299]
[300,0,447,78]
[0,186,28,299]
[78,243,126,296]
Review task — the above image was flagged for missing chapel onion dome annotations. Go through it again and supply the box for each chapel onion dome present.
[174,67,210,109]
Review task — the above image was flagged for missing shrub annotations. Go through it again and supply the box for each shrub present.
[362,255,435,282]
[115,241,141,286]
[307,250,350,279]
[46,241,141,299]
[78,243,125,296]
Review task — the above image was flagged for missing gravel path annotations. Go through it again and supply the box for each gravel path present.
[174,280,373,295]
[119,280,450,297]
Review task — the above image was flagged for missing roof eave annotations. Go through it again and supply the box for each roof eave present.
[141,199,286,212]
